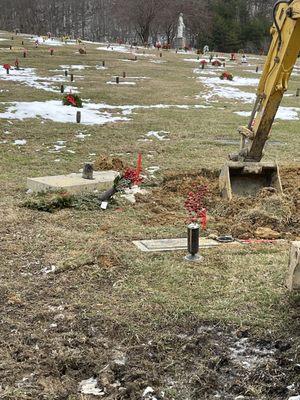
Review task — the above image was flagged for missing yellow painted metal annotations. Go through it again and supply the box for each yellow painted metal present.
[242,0,300,162]
[220,1,300,199]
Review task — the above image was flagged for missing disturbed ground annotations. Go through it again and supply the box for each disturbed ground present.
[0,31,300,400]
[0,307,299,400]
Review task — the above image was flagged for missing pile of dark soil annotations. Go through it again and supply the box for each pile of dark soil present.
[94,156,124,172]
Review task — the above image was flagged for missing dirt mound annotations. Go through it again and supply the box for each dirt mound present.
[94,156,124,171]
[140,167,300,239]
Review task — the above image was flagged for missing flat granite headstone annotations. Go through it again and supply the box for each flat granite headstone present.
[133,238,221,252]
[27,170,118,194]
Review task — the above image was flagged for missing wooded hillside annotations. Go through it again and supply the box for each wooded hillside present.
[0,0,275,52]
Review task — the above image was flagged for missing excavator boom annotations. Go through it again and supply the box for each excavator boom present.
[220,0,300,200]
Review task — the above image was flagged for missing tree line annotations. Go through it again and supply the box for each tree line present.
[0,0,275,52]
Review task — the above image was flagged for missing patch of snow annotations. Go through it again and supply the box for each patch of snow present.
[193,68,218,76]
[0,100,129,126]
[41,265,56,274]
[107,81,136,85]
[13,139,27,145]
[198,76,259,87]
[60,64,89,70]
[150,60,166,64]
[0,101,211,126]
[0,67,78,93]
[288,396,300,400]
[97,45,134,54]
[147,166,160,176]
[79,378,104,396]
[147,131,169,141]
[75,132,90,140]
[200,86,255,103]
[121,186,148,204]
[184,58,208,63]
[229,337,275,370]
[33,37,76,47]
[143,387,155,397]
[235,106,300,121]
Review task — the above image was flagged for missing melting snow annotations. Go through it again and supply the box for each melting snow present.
[0,67,78,93]
[33,37,76,46]
[107,81,136,85]
[146,131,169,141]
[79,378,104,396]
[97,45,134,54]
[198,76,259,87]
[0,100,128,125]
[0,101,211,125]
[60,64,89,70]
[121,186,148,204]
[235,106,300,121]
[13,139,27,145]
[200,86,255,103]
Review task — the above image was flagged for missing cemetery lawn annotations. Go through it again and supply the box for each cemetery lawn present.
[0,33,299,399]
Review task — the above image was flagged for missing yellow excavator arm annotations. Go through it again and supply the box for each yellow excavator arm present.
[220,0,300,200]
[233,0,300,162]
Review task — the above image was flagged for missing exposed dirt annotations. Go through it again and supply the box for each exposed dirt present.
[94,156,125,172]
[137,166,300,239]
[0,314,299,399]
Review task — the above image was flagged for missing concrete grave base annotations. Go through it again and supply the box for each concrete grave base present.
[27,171,118,194]
[286,241,300,291]
[133,238,223,252]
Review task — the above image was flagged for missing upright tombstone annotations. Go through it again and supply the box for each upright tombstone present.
[82,163,94,180]
[174,13,186,50]
[286,242,300,291]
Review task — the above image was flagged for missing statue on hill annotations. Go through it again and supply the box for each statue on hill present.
[174,13,186,49]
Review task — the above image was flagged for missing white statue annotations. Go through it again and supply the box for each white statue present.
[203,45,209,54]
[177,13,185,39]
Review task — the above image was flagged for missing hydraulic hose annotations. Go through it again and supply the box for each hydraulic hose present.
[273,0,293,49]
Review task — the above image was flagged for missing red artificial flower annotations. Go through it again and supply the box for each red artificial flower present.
[66,95,77,107]
[184,185,208,228]
[3,64,10,70]
[123,168,142,184]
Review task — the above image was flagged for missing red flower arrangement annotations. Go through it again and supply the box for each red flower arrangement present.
[62,94,83,108]
[220,71,233,81]
[98,157,144,203]
[200,60,208,65]
[114,167,143,192]
[212,60,222,67]
[184,185,208,230]
[3,64,11,70]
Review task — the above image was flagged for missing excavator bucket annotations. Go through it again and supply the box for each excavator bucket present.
[219,162,283,201]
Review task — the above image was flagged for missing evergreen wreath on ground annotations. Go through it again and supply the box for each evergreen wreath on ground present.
[62,93,83,108]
